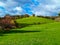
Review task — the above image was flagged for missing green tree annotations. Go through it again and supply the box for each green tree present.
[32,14,35,17]
[24,14,29,17]
[58,13,60,16]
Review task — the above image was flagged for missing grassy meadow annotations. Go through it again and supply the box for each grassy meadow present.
[0,17,60,45]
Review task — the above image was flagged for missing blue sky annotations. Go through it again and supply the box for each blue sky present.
[0,0,60,17]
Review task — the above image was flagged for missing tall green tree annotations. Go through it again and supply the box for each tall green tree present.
[58,13,60,16]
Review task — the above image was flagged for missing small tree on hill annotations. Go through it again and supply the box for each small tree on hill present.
[58,12,60,16]
[32,14,35,17]
[24,14,29,17]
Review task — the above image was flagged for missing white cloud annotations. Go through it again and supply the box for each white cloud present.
[14,7,22,11]
[45,5,56,10]
[53,0,60,4]
[31,0,60,16]
[0,0,60,16]
[0,2,5,7]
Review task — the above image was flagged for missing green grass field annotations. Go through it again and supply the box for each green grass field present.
[0,17,60,45]
[16,17,54,24]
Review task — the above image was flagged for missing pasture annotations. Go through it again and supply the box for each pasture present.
[0,17,60,45]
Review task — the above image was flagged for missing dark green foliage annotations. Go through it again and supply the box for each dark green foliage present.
[32,14,35,17]
[58,13,60,16]
[24,14,30,17]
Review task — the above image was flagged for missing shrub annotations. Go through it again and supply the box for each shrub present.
[0,15,18,31]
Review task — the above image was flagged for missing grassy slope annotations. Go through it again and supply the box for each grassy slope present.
[16,17,54,24]
[0,22,60,45]
[0,17,59,45]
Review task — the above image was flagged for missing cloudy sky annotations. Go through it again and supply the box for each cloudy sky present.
[0,0,60,17]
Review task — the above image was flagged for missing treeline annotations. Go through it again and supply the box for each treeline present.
[0,14,36,20]
[0,14,59,20]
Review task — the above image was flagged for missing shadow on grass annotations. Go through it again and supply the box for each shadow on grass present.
[3,30,40,34]
[0,30,40,36]
[18,23,41,29]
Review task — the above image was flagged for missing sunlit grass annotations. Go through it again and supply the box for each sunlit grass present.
[16,17,54,24]
[0,17,59,45]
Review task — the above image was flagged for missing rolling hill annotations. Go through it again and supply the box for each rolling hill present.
[16,17,54,24]
[0,17,59,45]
